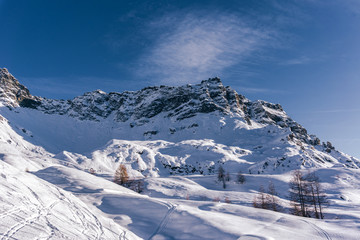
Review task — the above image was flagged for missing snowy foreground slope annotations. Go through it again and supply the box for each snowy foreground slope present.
[0,67,359,239]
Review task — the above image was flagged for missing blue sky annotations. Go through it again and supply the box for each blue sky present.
[0,0,359,158]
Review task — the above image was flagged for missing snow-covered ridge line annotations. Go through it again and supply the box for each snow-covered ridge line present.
[0,68,308,142]
[0,68,359,174]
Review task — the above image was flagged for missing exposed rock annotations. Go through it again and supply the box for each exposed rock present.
[0,69,328,151]
[0,68,35,107]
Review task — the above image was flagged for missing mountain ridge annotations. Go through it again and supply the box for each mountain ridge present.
[0,68,309,142]
[0,68,358,176]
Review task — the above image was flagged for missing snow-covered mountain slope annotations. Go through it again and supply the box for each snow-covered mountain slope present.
[2,142,360,240]
[0,68,360,239]
[0,158,140,239]
[32,164,360,240]
[0,105,140,239]
[0,68,358,176]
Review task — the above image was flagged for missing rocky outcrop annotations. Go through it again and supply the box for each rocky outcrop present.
[0,68,318,146]
[0,68,36,107]
[0,68,358,173]
[34,77,249,122]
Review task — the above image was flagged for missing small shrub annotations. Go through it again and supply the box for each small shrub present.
[213,197,221,202]
[237,171,246,184]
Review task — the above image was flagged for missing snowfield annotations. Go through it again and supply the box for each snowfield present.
[0,108,359,240]
[0,69,359,239]
[0,162,138,240]
[3,161,360,239]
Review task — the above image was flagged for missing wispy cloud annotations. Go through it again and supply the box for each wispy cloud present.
[280,56,311,65]
[315,108,360,114]
[137,11,278,84]
[229,83,287,95]
[240,87,287,94]
[293,108,360,114]
[347,0,360,15]
[329,0,360,15]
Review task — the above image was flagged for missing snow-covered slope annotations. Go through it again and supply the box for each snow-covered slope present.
[0,104,140,239]
[0,68,358,176]
[0,161,141,239]
[0,68,360,239]
[31,164,360,240]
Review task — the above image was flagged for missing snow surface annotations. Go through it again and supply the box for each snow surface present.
[0,71,359,239]
[0,105,359,239]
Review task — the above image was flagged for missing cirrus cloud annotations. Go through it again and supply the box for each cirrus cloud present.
[137,11,279,84]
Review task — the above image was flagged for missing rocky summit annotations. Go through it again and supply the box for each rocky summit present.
[0,68,358,177]
[0,68,35,107]
[1,69,310,142]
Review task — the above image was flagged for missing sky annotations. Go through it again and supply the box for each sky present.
[0,0,359,158]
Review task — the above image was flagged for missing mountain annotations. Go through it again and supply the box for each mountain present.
[0,68,358,177]
[0,68,360,239]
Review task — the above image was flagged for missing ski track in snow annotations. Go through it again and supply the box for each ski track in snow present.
[0,198,62,240]
[119,231,129,240]
[0,207,23,220]
[0,188,107,240]
[55,188,107,240]
[147,202,177,240]
[302,220,332,240]
[1,206,47,240]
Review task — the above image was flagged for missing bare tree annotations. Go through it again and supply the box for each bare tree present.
[306,173,319,218]
[253,185,267,209]
[289,170,328,218]
[129,179,144,193]
[266,181,280,212]
[225,172,231,182]
[217,165,226,189]
[315,180,327,219]
[253,182,280,212]
[237,171,246,184]
[114,164,129,185]
[289,170,310,217]
[306,172,328,219]
[218,165,225,181]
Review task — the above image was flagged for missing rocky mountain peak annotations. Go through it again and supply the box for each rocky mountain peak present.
[201,77,222,85]
[0,68,10,77]
[0,69,318,147]
[0,68,33,107]
[0,69,358,174]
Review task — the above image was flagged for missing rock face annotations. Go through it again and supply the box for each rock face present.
[0,68,36,107]
[0,71,308,143]
[0,68,358,175]
[0,68,324,147]
[35,77,240,121]
[36,78,307,143]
